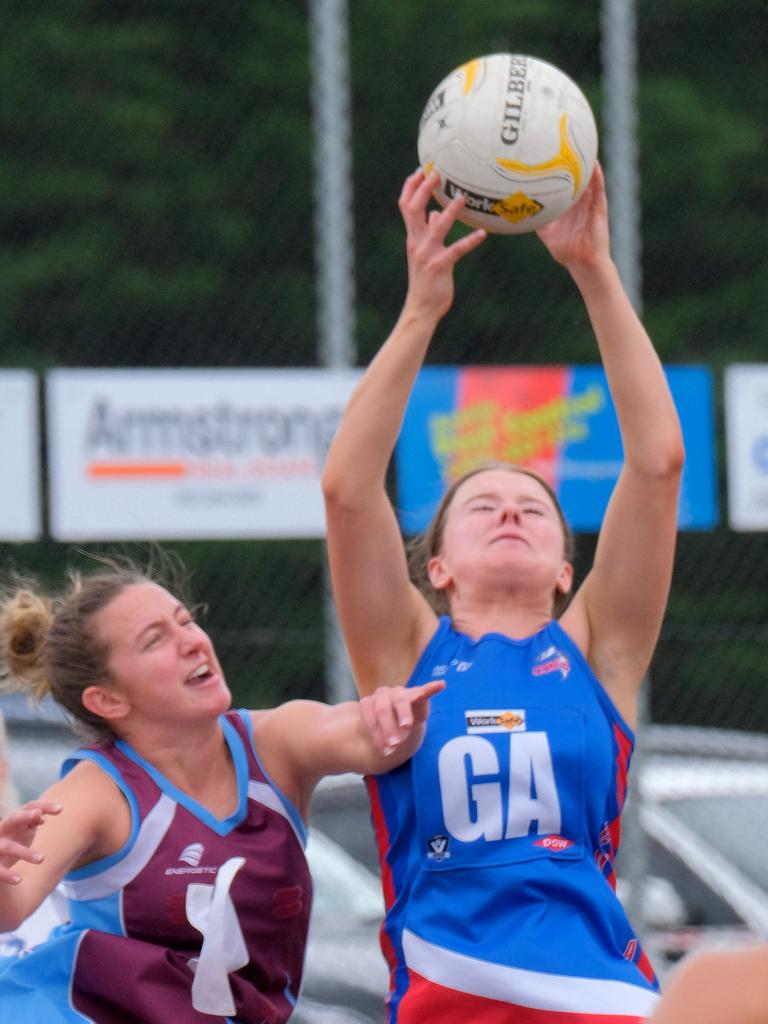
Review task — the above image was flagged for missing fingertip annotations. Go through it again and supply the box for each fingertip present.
[426,678,446,693]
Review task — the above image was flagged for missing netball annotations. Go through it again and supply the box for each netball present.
[417,53,599,234]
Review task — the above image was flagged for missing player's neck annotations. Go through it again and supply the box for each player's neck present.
[122,720,236,808]
[450,594,553,642]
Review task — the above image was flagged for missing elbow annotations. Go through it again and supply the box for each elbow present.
[634,433,686,482]
[321,467,354,518]
[321,464,344,507]
[670,432,686,477]
[322,462,374,515]
[659,435,686,480]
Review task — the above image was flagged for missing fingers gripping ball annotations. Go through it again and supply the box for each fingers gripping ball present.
[417,53,598,235]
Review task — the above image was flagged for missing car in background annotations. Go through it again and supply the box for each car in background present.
[628,725,768,977]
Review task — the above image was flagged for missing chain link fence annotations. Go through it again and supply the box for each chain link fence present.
[1,0,767,987]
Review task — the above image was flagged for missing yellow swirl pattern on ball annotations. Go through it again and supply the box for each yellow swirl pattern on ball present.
[496,114,584,195]
[459,59,480,95]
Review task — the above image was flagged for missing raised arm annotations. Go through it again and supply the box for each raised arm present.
[552,165,685,724]
[322,170,486,694]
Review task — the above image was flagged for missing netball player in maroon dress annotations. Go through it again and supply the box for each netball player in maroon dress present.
[0,564,440,1023]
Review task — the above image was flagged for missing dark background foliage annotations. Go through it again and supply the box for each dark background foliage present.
[1,1,766,727]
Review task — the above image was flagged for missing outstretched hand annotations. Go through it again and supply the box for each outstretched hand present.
[536,161,610,271]
[399,169,486,321]
[360,680,445,760]
[0,801,62,884]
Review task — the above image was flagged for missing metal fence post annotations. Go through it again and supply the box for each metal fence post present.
[601,0,650,944]
[309,0,357,703]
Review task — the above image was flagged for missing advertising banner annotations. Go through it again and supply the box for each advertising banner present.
[0,371,41,541]
[725,364,768,530]
[47,369,360,540]
[395,365,717,534]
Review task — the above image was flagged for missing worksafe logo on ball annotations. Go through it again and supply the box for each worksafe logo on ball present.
[394,365,718,534]
[444,178,544,224]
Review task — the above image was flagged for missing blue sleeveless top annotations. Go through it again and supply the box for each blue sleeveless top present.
[366,617,660,1022]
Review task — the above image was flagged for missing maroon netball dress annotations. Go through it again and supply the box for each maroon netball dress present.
[0,709,312,1024]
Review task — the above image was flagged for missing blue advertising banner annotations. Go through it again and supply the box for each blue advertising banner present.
[395,365,717,534]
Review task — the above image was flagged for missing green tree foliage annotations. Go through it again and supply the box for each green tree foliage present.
[0,2,766,721]
[0,0,315,369]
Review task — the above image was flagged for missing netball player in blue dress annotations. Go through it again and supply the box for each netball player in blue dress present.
[0,564,442,1023]
[322,164,685,1023]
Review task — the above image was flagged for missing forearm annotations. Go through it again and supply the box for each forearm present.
[323,301,440,502]
[289,684,442,785]
[571,257,684,474]
[0,882,44,933]
[324,170,485,505]
[307,700,421,776]
[348,713,427,775]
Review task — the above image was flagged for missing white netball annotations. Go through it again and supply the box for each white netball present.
[417,53,599,234]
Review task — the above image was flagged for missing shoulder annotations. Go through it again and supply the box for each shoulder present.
[24,757,132,872]
[60,756,132,844]
[656,946,768,1024]
[53,754,126,801]
[247,703,333,808]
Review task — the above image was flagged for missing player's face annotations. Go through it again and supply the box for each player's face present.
[94,582,230,721]
[431,469,571,600]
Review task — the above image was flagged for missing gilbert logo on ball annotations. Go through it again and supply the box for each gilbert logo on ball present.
[417,53,598,234]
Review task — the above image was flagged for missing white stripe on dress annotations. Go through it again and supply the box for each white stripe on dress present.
[402,928,660,1017]
[247,780,305,845]
[59,793,176,902]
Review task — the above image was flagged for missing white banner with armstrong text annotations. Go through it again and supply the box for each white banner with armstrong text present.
[0,370,41,541]
[47,369,361,540]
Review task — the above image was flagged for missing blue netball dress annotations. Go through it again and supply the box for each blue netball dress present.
[366,617,660,1024]
[0,710,311,1024]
